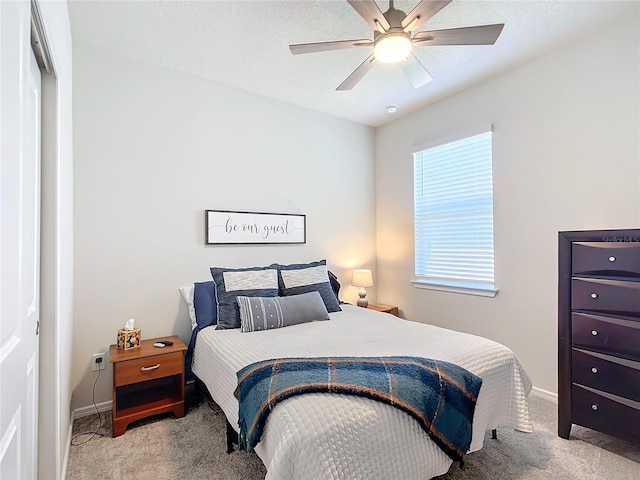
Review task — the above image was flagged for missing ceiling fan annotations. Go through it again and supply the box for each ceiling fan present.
[289,0,504,90]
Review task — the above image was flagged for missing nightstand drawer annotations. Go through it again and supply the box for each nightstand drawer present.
[114,351,183,387]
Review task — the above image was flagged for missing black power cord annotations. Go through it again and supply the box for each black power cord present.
[71,363,106,446]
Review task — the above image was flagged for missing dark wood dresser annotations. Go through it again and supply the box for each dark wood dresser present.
[558,229,640,443]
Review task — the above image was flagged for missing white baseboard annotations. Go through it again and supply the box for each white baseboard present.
[63,403,112,478]
[530,386,558,403]
[73,400,112,419]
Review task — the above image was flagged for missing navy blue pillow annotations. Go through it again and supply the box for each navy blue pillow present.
[328,270,342,303]
[211,266,279,329]
[193,281,217,327]
[185,281,217,381]
[276,260,341,313]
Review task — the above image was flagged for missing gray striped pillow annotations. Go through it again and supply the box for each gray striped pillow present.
[277,260,341,313]
[237,291,330,333]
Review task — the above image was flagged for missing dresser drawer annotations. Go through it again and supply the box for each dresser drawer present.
[571,278,640,318]
[572,241,640,277]
[572,313,640,359]
[572,349,640,400]
[114,351,183,387]
[572,384,640,443]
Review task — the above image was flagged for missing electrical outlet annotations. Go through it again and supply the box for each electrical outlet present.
[91,352,106,371]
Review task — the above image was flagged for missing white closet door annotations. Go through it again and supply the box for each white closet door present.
[0,1,42,478]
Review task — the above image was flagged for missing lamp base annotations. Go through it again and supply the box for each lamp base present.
[357,288,369,308]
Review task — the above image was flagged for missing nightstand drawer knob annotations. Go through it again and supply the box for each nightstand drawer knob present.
[608,256,616,262]
[591,404,598,411]
[140,364,160,372]
[591,330,598,336]
[590,293,598,299]
[591,367,598,374]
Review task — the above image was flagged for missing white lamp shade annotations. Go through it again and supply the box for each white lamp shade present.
[352,269,373,287]
[373,34,412,63]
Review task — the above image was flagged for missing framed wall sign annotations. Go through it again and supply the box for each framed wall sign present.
[205,210,306,245]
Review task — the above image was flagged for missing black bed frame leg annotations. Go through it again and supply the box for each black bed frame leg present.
[491,429,497,440]
[226,420,238,454]
[193,378,205,403]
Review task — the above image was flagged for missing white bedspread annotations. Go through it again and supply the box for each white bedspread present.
[192,304,533,480]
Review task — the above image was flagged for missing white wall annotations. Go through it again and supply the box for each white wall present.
[71,43,376,409]
[375,12,640,394]
[36,1,74,479]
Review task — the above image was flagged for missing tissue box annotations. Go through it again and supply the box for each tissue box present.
[117,328,141,350]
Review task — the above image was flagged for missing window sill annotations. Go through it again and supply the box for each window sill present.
[411,280,498,298]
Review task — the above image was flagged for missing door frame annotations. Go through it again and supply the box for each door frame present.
[30,1,63,479]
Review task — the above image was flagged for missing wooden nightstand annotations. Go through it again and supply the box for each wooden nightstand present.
[109,335,187,437]
[366,303,399,317]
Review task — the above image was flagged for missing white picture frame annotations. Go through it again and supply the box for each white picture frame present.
[205,210,306,245]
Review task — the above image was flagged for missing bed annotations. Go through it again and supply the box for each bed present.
[191,301,533,480]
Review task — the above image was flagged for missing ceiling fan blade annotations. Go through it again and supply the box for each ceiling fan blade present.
[347,0,390,32]
[400,53,433,88]
[401,0,452,31]
[290,39,373,55]
[336,54,376,91]
[412,24,505,46]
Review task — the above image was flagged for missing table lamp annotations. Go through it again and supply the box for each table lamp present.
[352,269,373,308]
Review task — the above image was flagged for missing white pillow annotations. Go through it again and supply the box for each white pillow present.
[179,285,197,330]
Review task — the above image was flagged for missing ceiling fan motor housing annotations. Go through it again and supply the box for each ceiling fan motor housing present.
[374,5,408,37]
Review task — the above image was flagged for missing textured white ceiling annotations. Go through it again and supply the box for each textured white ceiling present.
[67,0,637,127]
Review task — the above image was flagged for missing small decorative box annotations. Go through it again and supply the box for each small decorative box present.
[117,328,141,350]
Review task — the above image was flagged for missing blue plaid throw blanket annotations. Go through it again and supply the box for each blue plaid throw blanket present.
[234,356,482,463]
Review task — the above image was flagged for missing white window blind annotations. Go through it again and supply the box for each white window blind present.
[413,131,495,291]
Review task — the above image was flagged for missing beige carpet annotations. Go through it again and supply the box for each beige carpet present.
[66,393,639,480]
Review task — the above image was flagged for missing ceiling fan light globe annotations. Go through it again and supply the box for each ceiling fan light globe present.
[374,34,411,63]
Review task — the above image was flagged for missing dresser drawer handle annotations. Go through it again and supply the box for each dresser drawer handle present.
[591,367,598,374]
[590,293,598,299]
[591,330,598,336]
[608,256,616,262]
[591,404,598,411]
[140,364,160,372]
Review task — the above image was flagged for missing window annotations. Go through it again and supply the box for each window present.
[413,130,496,296]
